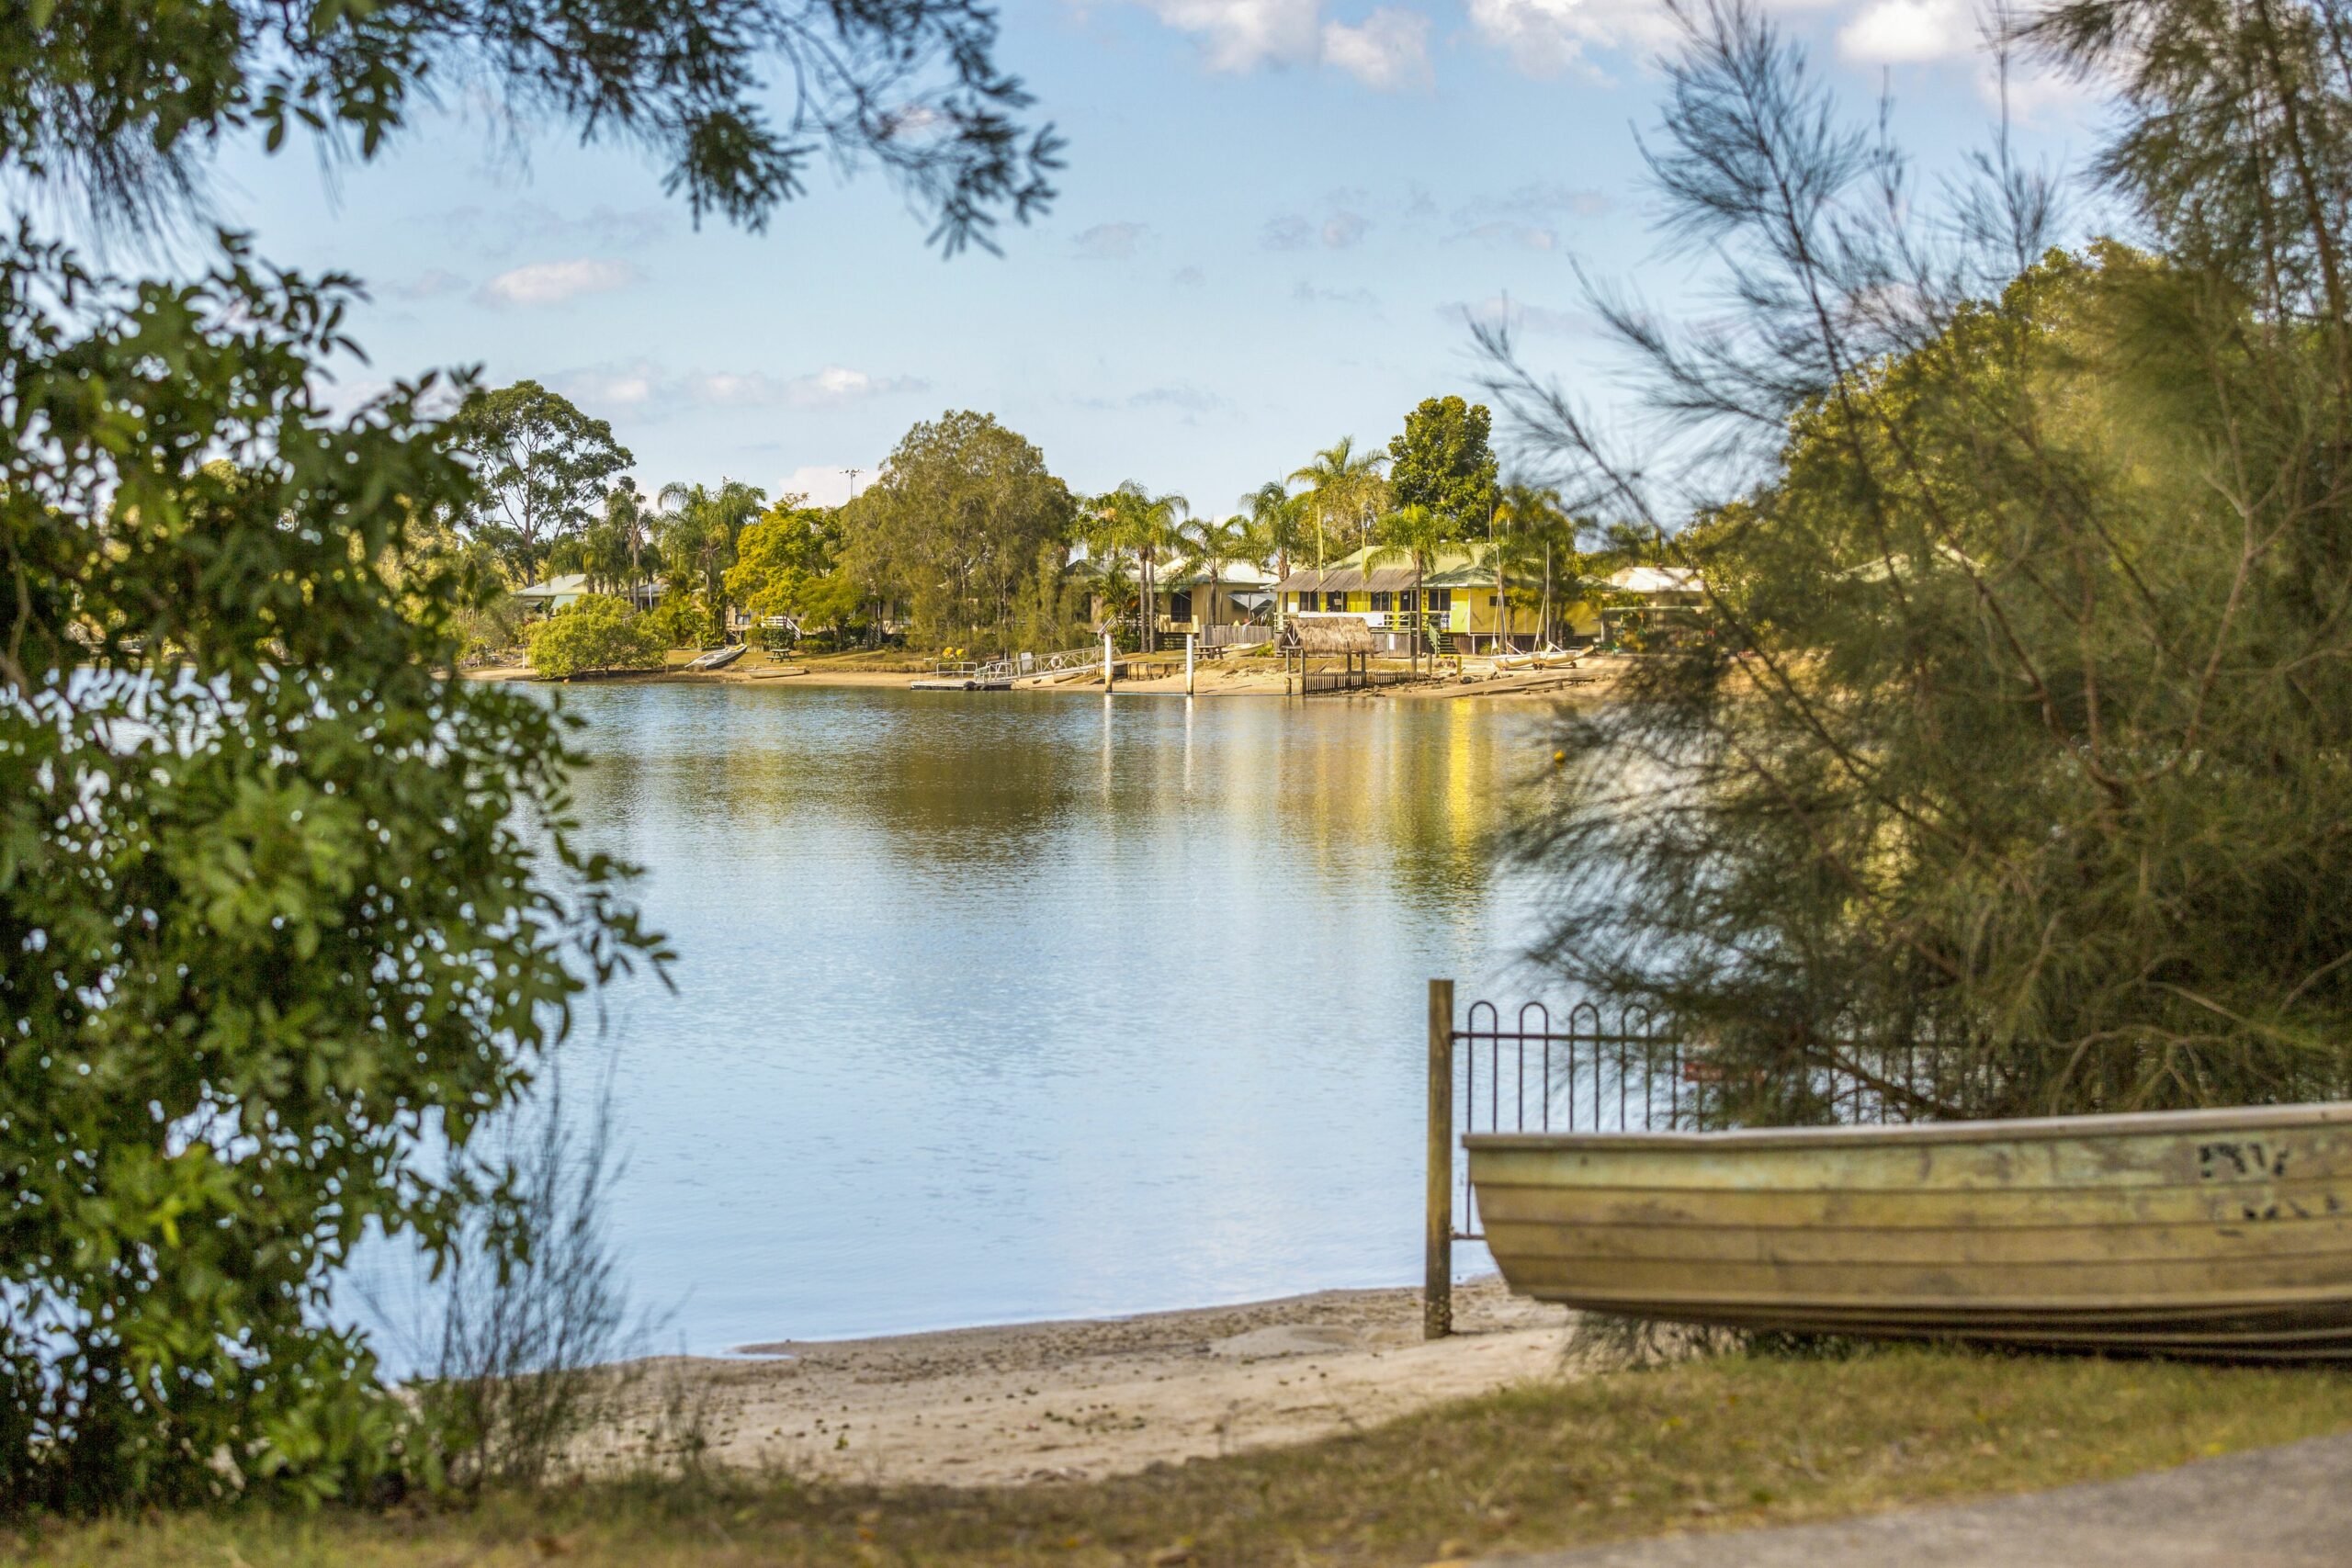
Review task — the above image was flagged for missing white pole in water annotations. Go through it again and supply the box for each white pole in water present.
[1185,633,1195,697]
[1102,629,1114,692]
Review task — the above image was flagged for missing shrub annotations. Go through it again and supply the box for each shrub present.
[526,595,667,678]
[639,592,721,649]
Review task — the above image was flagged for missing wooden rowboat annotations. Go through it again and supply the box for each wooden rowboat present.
[1467,1101,2352,1359]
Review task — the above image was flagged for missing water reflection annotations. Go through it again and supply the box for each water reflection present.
[552,683,1547,1350]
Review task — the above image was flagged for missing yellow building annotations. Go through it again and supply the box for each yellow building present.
[1272,544,1596,654]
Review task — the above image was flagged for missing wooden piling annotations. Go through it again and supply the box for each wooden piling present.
[1426,976,1455,1339]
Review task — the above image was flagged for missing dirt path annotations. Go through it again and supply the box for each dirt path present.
[1487,1428,2352,1568]
[626,1279,1568,1486]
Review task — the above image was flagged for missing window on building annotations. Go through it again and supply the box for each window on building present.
[1370,591,1393,611]
[1400,590,1419,612]
[1325,592,1347,612]
[1428,589,1453,613]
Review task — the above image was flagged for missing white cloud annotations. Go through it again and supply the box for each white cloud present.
[779,367,931,409]
[1464,0,1683,76]
[1320,6,1431,89]
[1074,220,1153,260]
[475,258,642,309]
[553,360,662,407]
[1838,0,1975,62]
[1130,0,1324,70]
[550,362,925,415]
[1118,0,1434,87]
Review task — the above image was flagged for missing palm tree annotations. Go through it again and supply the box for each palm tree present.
[1088,481,1188,652]
[1288,438,1387,569]
[658,479,766,635]
[1177,513,1251,635]
[604,481,650,601]
[1366,503,1452,676]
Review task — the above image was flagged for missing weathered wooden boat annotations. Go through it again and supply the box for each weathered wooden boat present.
[1467,1101,2352,1359]
[684,643,747,671]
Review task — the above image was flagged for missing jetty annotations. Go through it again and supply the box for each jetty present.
[910,645,1103,691]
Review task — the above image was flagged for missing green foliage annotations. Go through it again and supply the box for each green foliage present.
[840,411,1074,651]
[453,380,632,585]
[0,232,663,1510]
[1,0,1059,251]
[1385,395,1498,527]
[639,592,722,649]
[655,479,764,622]
[2,0,1054,1515]
[525,594,667,677]
[1012,543,1084,651]
[1288,436,1387,568]
[1498,0,2352,1121]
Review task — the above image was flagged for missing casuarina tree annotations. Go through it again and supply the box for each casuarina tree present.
[1488,0,2352,1124]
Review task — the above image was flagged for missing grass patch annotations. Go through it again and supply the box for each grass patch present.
[14,1346,2352,1565]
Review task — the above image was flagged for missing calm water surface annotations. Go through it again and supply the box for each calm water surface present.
[552,683,1555,1352]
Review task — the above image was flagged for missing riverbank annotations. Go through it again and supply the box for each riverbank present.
[622,1277,1562,1487]
[28,1327,2352,1567]
[467,647,1626,702]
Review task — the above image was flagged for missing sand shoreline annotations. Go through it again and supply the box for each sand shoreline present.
[467,654,1623,702]
[623,1278,1570,1487]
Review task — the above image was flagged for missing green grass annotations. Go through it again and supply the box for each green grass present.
[13,1347,2352,1566]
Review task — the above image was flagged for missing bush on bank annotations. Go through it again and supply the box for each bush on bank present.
[526,595,668,678]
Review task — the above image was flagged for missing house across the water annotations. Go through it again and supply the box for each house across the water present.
[1272,543,1600,654]
[1074,554,1281,647]
[509,574,665,619]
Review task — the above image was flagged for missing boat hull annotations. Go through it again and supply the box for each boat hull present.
[1467,1101,2352,1359]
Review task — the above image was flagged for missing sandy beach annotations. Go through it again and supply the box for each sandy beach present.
[468,649,1623,702]
[623,1279,1571,1487]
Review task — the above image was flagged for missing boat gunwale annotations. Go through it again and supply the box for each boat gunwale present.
[1462,1099,2352,1152]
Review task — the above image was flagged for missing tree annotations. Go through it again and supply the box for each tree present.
[1493,481,1585,648]
[725,500,842,632]
[1177,513,1251,632]
[838,412,1073,651]
[1242,479,1306,589]
[1289,437,1387,567]
[1386,395,1499,528]
[453,381,632,585]
[1366,503,1451,676]
[0,0,1058,1511]
[526,594,667,676]
[4,0,1061,255]
[1086,480,1188,651]
[1486,0,2352,1123]
[656,479,766,629]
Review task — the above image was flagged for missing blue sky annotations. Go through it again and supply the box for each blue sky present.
[213,0,2100,513]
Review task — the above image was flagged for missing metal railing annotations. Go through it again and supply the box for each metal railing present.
[1423,978,1890,1338]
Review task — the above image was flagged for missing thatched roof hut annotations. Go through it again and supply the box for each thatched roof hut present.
[1283,615,1377,655]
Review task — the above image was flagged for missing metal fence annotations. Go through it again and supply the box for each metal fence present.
[1422,978,1899,1337]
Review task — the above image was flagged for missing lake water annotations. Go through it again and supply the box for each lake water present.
[540,682,1557,1353]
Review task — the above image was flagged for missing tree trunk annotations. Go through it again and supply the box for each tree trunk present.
[1543,543,1554,648]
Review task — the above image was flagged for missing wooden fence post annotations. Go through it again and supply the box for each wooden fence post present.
[1426,976,1455,1339]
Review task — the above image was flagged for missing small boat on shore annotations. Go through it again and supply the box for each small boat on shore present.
[1467,1101,2352,1359]
[684,643,747,671]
